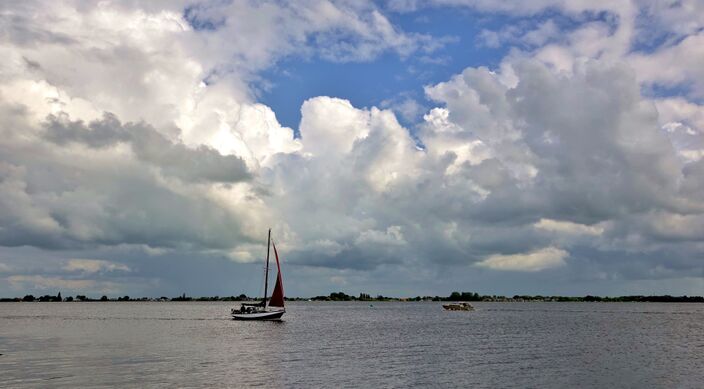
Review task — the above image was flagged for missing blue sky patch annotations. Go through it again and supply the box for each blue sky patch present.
[254,7,509,131]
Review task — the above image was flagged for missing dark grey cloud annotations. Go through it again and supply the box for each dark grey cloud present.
[0,11,76,47]
[44,113,251,184]
[0,105,256,252]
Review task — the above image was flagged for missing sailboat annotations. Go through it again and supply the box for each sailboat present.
[231,229,285,320]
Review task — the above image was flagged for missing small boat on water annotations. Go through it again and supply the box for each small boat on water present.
[442,302,474,311]
[231,229,285,321]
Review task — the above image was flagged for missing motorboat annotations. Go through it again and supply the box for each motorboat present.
[442,302,474,311]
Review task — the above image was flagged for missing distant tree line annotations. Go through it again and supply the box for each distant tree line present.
[2,291,703,303]
[309,292,396,301]
[573,295,704,303]
[302,291,704,303]
[443,292,704,303]
[0,292,260,302]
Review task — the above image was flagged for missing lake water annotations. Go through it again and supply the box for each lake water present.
[1,301,702,388]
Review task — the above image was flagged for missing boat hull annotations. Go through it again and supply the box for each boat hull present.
[232,309,285,321]
[442,303,474,311]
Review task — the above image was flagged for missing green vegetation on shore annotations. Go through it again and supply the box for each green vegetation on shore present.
[1,291,703,303]
[305,291,704,303]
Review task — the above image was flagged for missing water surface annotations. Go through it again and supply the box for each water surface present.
[1,302,702,388]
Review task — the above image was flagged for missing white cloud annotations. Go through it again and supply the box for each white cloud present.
[534,219,604,236]
[64,259,130,274]
[637,212,704,242]
[478,20,558,49]
[656,98,704,132]
[356,226,406,246]
[380,96,425,123]
[655,98,704,162]
[300,97,371,157]
[476,247,568,272]
[7,275,98,291]
[431,0,704,103]
[629,33,704,98]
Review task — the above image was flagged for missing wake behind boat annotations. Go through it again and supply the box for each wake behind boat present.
[231,229,285,321]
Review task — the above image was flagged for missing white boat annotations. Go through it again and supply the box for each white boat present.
[231,229,286,321]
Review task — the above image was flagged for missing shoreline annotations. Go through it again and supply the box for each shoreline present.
[2,293,703,303]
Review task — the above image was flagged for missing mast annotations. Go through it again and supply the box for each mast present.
[262,228,271,308]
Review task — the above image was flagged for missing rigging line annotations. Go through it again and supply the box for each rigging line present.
[263,228,271,306]
[255,238,268,302]
[243,262,264,301]
[259,254,267,302]
[257,264,264,302]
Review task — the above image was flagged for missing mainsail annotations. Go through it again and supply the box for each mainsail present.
[269,241,285,307]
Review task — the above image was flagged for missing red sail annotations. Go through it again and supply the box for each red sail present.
[269,242,285,307]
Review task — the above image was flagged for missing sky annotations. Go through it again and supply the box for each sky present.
[1,0,703,298]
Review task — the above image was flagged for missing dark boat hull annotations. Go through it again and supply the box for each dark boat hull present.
[232,309,285,320]
[442,303,474,311]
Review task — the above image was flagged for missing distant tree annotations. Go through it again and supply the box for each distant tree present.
[75,295,86,301]
[22,294,35,302]
[57,292,62,301]
[100,295,108,301]
[65,296,74,302]
[329,292,352,301]
[171,293,192,301]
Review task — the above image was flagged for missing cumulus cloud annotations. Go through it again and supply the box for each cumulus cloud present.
[0,126,258,251]
[630,33,704,98]
[478,20,558,49]
[476,247,568,272]
[252,55,701,283]
[64,259,130,274]
[380,95,426,123]
[181,0,447,64]
[0,0,703,296]
[43,113,251,184]
[534,219,604,236]
[7,275,100,291]
[411,1,704,101]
